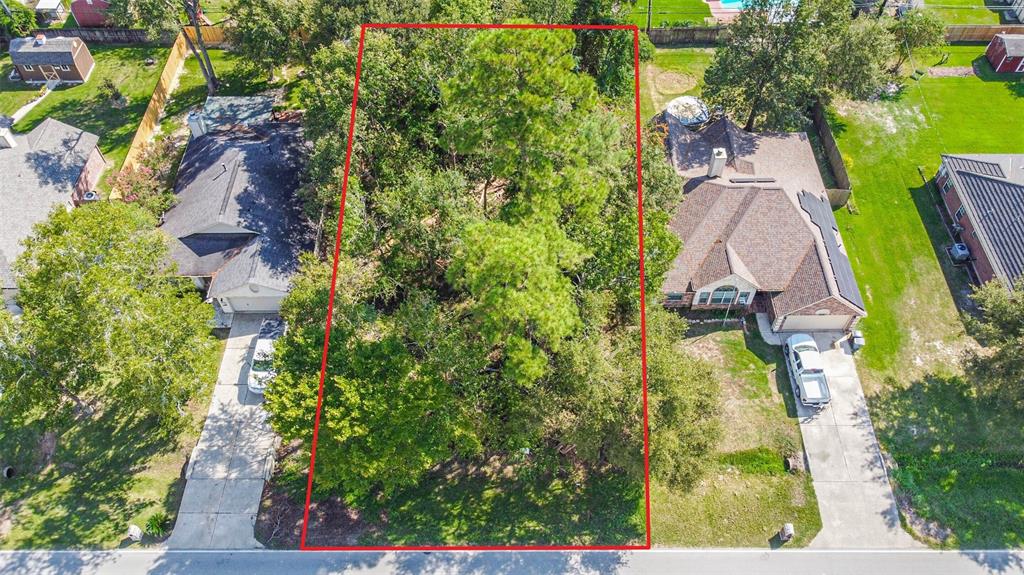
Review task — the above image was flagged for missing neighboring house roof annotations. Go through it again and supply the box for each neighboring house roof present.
[942,153,1024,286]
[70,0,111,25]
[661,114,866,316]
[0,117,100,289]
[997,34,1024,58]
[8,37,82,67]
[161,120,313,298]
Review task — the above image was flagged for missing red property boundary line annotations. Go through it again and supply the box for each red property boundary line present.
[300,21,651,552]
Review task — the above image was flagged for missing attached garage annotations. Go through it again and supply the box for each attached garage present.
[218,294,286,314]
[777,314,853,332]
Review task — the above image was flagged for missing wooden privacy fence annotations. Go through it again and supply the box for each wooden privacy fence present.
[119,27,227,178]
[29,27,154,44]
[810,100,854,202]
[945,24,1024,42]
[647,26,725,46]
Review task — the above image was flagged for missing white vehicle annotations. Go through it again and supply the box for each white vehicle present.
[783,333,831,408]
[247,319,285,395]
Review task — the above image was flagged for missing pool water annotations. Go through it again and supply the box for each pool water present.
[719,0,746,8]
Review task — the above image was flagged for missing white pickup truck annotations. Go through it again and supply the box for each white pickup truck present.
[783,334,831,408]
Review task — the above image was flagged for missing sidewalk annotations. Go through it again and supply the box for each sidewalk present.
[166,315,279,549]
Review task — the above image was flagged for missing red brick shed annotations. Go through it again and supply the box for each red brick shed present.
[985,34,1024,74]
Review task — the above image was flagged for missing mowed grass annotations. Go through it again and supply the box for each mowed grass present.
[0,57,42,116]
[830,47,1024,547]
[639,47,714,121]
[628,0,713,27]
[11,46,168,170]
[651,322,820,547]
[0,335,225,549]
[923,0,1006,25]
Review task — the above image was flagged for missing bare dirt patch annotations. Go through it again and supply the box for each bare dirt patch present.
[927,66,974,78]
[655,70,698,95]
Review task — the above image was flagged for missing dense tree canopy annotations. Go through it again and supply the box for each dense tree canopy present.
[704,0,906,131]
[263,19,719,507]
[0,202,217,427]
[964,281,1024,410]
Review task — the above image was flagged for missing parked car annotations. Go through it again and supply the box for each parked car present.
[783,333,831,408]
[247,319,286,395]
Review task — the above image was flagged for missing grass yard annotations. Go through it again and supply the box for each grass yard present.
[257,448,645,548]
[829,45,1024,547]
[0,57,43,116]
[0,334,226,549]
[923,0,1007,25]
[628,0,713,27]
[639,47,715,121]
[651,321,821,547]
[10,46,168,171]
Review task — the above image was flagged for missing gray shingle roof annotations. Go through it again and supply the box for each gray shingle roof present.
[998,34,1024,58]
[942,153,1024,285]
[201,96,274,130]
[9,36,81,67]
[0,118,99,289]
[161,122,313,296]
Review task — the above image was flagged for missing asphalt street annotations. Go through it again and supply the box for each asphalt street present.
[1,549,1023,575]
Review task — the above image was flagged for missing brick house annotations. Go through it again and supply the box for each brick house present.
[70,0,111,26]
[660,116,866,333]
[937,154,1024,288]
[986,34,1024,74]
[8,35,96,85]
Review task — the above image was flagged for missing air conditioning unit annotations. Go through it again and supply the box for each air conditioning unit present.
[81,191,100,202]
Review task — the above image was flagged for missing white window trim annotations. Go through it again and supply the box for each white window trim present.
[1017,59,1024,73]
[697,292,710,305]
[955,205,966,221]
[22,64,33,71]
[59,65,70,71]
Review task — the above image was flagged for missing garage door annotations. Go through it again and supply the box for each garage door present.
[779,314,852,332]
[225,295,284,313]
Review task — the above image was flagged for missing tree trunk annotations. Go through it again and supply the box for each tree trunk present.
[180,28,217,96]
[183,0,218,95]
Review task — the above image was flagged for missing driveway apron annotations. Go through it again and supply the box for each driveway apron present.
[799,334,921,549]
[166,315,279,549]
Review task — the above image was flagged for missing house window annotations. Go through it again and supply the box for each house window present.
[697,292,710,305]
[709,285,737,305]
[666,293,683,301]
[937,164,947,180]
[22,65,33,71]
[955,206,966,221]
[941,178,953,194]
[737,291,751,305]
[59,65,70,71]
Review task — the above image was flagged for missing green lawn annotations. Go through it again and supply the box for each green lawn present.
[923,0,1006,25]
[652,322,821,547]
[639,47,715,121]
[0,57,41,117]
[829,46,1024,547]
[629,0,713,27]
[0,335,225,549]
[930,43,993,68]
[10,46,169,171]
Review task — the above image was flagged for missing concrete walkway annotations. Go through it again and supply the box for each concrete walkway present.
[166,315,278,549]
[9,88,52,123]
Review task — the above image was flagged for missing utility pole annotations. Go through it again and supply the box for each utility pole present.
[646,0,653,33]
[0,0,13,19]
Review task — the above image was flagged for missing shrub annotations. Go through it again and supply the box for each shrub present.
[1,2,35,37]
[719,447,787,475]
[145,511,170,538]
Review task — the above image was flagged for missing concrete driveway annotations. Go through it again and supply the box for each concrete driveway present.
[166,315,279,549]
[795,334,921,549]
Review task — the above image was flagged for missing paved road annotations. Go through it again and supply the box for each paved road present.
[1,549,1022,575]
[797,334,920,549]
[166,315,278,550]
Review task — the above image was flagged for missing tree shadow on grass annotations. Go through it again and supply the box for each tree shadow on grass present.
[872,373,1024,551]
[308,458,645,548]
[0,405,183,548]
[907,179,977,316]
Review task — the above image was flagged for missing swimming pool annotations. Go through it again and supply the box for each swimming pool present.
[719,0,745,8]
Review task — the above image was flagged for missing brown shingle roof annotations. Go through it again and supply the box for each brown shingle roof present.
[663,183,817,294]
